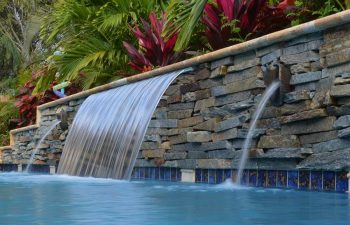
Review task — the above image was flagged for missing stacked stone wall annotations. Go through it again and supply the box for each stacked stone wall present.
[4,24,350,173]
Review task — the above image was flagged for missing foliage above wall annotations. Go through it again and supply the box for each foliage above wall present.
[123,12,183,72]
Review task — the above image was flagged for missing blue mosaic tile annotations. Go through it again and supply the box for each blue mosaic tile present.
[149,167,156,180]
[231,170,237,183]
[131,168,137,179]
[288,171,298,189]
[310,171,322,191]
[195,169,202,182]
[159,167,165,180]
[267,170,277,188]
[139,167,145,179]
[323,171,335,192]
[257,170,266,187]
[176,169,181,181]
[299,170,310,190]
[249,170,257,187]
[164,168,171,181]
[171,168,177,181]
[216,170,224,184]
[224,169,232,180]
[336,171,348,192]
[202,169,208,183]
[241,170,249,185]
[155,167,160,180]
[209,169,216,184]
[144,168,150,179]
[277,171,287,188]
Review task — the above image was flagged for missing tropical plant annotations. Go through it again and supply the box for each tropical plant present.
[123,12,183,72]
[0,101,19,145]
[15,66,80,127]
[38,0,167,91]
[165,0,295,52]
[290,0,350,26]
[0,0,50,71]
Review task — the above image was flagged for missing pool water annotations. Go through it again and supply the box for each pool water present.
[0,173,349,225]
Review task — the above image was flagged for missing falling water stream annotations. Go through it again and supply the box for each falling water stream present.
[25,120,61,173]
[236,81,280,185]
[58,69,190,179]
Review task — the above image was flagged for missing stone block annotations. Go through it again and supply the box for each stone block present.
[141,142,161,150]
[254,118,280,129]
[281,117,336,135]
[142,149,165,158]
[299,131,338,145]
[290,63,311,74]
[284,90,311,103]
[338,127,350,138]
[257,159,298,170]
[322,63,350,78]
[210,57,234,70]
[290,71,322,85]
[334,77,350,85]
[212,128,238,142]
[178,116,203,128]
[167,109,193,119]
[297,149,350,170]
[160,142,171,150]
[278,109,327,124]
[148,119,178,128]
[261,49,282,65]
[280,100,313,116]
[326,48,350,67]
[258,135,300,148]
[283,39,323,55]
[180,83,200,94]
[210,66,228,78]
[193,118,219,131]
[194,97,215,112]
[280,51,319,65]
[167,95,182,104]
[199,78,223,89]
[196,159,232,169]
[334,115,350,129]
[195,68,211,80]
[168,102,194,111]
[168,134,187,145]
[143,134,161,142]
[294,82,317,92]
[187,131,211,142]
[228,58,260,72]
[327,104,350,116]
[258,148,304,159]
[313,139,350,153]
[208,150,237,159]
[211,77,265,96]
[214,91,251,107]
[215,114,250,132]
[164,152,187,160]
[188,151,208,159]
[224,67,261,84]
[237,129,266,139]
[220,99,255,113]
[165,85,181,96]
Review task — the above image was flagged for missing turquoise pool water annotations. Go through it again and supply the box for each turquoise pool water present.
[0,173,349,225]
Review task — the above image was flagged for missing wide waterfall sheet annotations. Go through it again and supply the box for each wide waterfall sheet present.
[58,69,191,179]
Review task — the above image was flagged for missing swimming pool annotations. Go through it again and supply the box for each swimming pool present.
[0,173,349,225]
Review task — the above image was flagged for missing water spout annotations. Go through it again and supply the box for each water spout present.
[58,69,191,179]
[25,120,61,173]
[236,81,280,185]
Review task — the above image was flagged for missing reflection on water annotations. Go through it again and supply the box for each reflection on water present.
[0,173,349,225]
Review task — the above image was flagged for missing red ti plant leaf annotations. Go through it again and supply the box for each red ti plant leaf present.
[123,12,183,73]
[202,0,295,50]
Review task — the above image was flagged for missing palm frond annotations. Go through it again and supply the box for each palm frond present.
[164,0,208,52]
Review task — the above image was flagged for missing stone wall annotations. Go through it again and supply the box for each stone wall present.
[3,23,350,173]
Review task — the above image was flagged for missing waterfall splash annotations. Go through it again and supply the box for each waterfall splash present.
[58,69,190,179]
[236,81,280,185]
[25,120,61,173]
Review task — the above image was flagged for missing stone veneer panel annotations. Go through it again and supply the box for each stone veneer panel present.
[2,21,350,187]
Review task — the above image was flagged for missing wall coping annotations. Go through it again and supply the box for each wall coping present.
[5,9,350,145]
